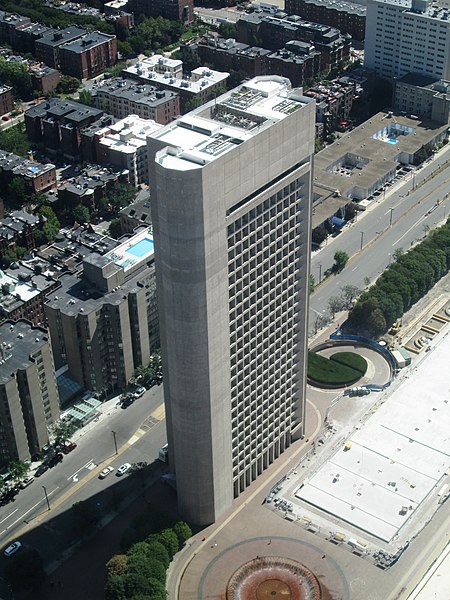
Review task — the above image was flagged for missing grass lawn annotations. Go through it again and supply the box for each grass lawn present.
[308,351,367,385]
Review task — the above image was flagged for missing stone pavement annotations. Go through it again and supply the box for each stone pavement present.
[168,399,326,600]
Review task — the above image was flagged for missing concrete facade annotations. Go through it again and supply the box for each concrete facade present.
[394,74,450,123]
[365,0,450,80]
[148,76,315,525]
[45,227,159,393]
[0,320,60,467]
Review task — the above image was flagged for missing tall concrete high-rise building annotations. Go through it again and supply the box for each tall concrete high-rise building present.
[148,76,315,525]
[365,0,450,80]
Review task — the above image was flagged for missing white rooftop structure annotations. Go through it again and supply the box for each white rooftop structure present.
[124,57,229,96]
[99,115,162,184]
[99,115,162,154]
[0,270,40,304]
[151,76,311,171]
[296,328,450,543]
[105,227,154,272]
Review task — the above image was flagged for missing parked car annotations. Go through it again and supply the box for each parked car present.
[133,386,146,398]
[48,453,63,467]
[1,115,10,121]
[121,395,134,409]
[116,463,131,476]
[98,466,114,479]
[34,464,49,477]
[3,541,21,557]
[61,441,77,454]
[19,476,34,489]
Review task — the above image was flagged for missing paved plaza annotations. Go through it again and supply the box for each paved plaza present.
[296,331,449,543]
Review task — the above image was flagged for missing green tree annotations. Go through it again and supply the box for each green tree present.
[56,75,81,95]
[219,21,238,38]
[127,552,166,584]
[38,205,60,242]
[328,295,345,317]
[156,528,179,560]
[106,554,128,578]
[145,541,170,569]
[7,460,29,484]
[78,89,94,107]
[333,250,349,273]
[108,183,136,212]
[72,203,91,224]
[0,57,33,99]
[0,122,31,155]
[173,521,192,549]
[341,285,361,308]
[51,420,77,448]
[105,573,126,600]
[309,274,315,294]
[108,218,122,239]
[8,177,28,202]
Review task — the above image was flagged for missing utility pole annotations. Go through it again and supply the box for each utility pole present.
[42,486,51,511]
[112,430,118,455]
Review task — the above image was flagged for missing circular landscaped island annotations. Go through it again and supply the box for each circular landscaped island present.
[307,351,368,389]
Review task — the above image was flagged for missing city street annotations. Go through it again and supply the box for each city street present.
[309,148,450,333]
[0,384,166,552]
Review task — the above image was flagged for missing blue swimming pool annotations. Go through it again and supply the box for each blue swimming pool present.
[127,237,154,258]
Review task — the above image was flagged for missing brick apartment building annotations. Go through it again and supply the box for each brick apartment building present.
[29,65,60,95]
[186,36,322,87]
[35,26,87,69]
[0,85,14,116]
[128,0,194,23]
[0,150,56,194]
[25,99,105,161]
[285,0,366,42]
[58,31,117,79]
[237,12,351,73]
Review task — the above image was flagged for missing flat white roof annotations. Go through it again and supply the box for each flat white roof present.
[0,271,40,302]
[152,76,309,171]
[296,328,450,542]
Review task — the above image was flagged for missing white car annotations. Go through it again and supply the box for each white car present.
[4,541,22,557]
[98,466,114,479]
[116,463,131,477]
[133,386,146,398]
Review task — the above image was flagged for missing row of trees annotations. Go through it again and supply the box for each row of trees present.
[105,519,192,600]
[133,351,162,389]
[348,219,450,335]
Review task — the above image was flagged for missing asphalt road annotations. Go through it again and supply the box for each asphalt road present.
[0,384,166,550]
[309,148,450,333]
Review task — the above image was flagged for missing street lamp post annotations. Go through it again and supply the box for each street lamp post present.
[42,485,51,511]
[360,231,364,251]
[112,430,118,455]
[389,207,394,227]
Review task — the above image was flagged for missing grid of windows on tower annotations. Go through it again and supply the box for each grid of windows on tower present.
[227,176,306,498]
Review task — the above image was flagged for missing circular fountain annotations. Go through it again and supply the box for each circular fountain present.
[226,556,322,600]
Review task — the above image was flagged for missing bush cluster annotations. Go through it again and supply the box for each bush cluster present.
[105,520,192,600]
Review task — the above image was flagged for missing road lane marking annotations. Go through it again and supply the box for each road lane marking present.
[0,509,17,525]
[67,458,94,481]
[8,488,59,528]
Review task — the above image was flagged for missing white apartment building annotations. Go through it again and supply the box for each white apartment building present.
[124,57,229,111]
[365,0,450,80]
[148,77,315,525]
[98,115,162,185]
